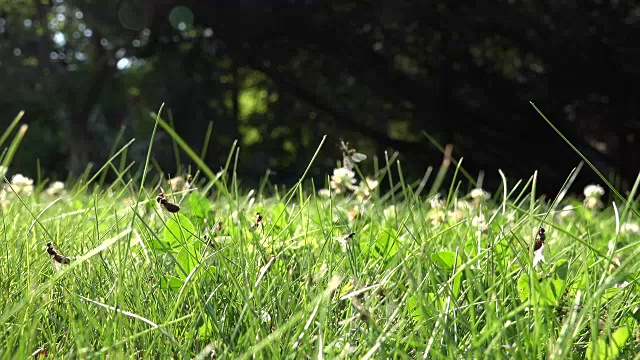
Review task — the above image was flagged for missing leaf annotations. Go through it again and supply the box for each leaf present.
[586,338,608,360]
[538,278,565,305]
[517,274,530,302]
[585,326,628,360]
[187,192,213,225]
[160,275,184,291]
[269,202,289,230]
[375,229,399,258]
[451,272,462,297]
[631,307,640,324]
[407,292,442,317]
[609,326,630,356]
[359,228,399,259]
[431,251,458,270]
[175,244,202,280]
[553,259,569,280]
[158,213,196,252]
[406,294,421,320]
[463,237,482,256]
[197,315,215,338]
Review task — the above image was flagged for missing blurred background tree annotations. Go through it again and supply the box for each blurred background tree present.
[0,0,638,194]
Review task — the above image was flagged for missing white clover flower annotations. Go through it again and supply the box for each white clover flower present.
[317,188,331,198]
[384,205,397,219]
[455,199,472,211]
[329,168,356,194]
[471,215,487,230]
[585,197,602,210]
[559,204,575,218]
[44,181,65,197]
[260,309,271,323]
[470,188,491,203]
[427,210,446,226]
[8,174,34,196]
[11,174,33,187]
[447,209,465,222]
[583,184,605,199]
[354,177,379,200]
[429,194,445,210]
[585,198,602,210]
[583,184,605,209]
[348,205,363,223]
[168,176,191,192]
[620,223,640,234]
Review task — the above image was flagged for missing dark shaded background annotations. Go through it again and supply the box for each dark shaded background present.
[1,1,638,195]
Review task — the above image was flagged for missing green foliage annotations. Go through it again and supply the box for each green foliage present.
[2,109,640,358]
[1,0,637,189]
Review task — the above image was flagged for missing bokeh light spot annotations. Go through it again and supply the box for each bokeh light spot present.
[169,6,194,31]
[118,0,153,31]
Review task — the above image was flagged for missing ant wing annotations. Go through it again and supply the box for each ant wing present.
[51,259,63,273]
[350,153,367,162]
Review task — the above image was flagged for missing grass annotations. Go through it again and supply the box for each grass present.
[1,107,640,359]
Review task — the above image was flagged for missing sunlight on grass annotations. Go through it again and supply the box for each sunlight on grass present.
[0,108,639,359]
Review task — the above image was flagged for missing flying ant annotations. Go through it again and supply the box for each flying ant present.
[339,140,367,170]
[533,226,546,251]
[46,242,70,264]
[251,212,263,228]
[338,232,356,252]
[156,187,181,213]
[350,297,370,321]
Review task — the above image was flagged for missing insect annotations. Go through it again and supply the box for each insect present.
[338,232,356,252]
[156,187,181,213]
[350,297,370,321]
[203,222,224,248]
[252,212,263,228]
[46,242,71,264]
[533,226,546,251]
[339,140,367,170]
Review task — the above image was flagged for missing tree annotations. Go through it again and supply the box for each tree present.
[1,0,638,193]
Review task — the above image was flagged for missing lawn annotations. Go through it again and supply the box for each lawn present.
[1,110,639,359]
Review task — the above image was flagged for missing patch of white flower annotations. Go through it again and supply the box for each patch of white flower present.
[583,184,605,210]
[354,177,379,200]
[620,223,640,234]
[330,168,356,194]
[429,194,445,210]
[348,205,364,223]
[384,205,397,219]
[471,214,487,230]
[583,184,605,198]
[260,309,271,323]
[559,204,575,218]
[168,176,191,192]
[44,181,65,197]
[317,188,331,198]
[7,174,34,196]
[427,210,445,226]
[469,188,491,203]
